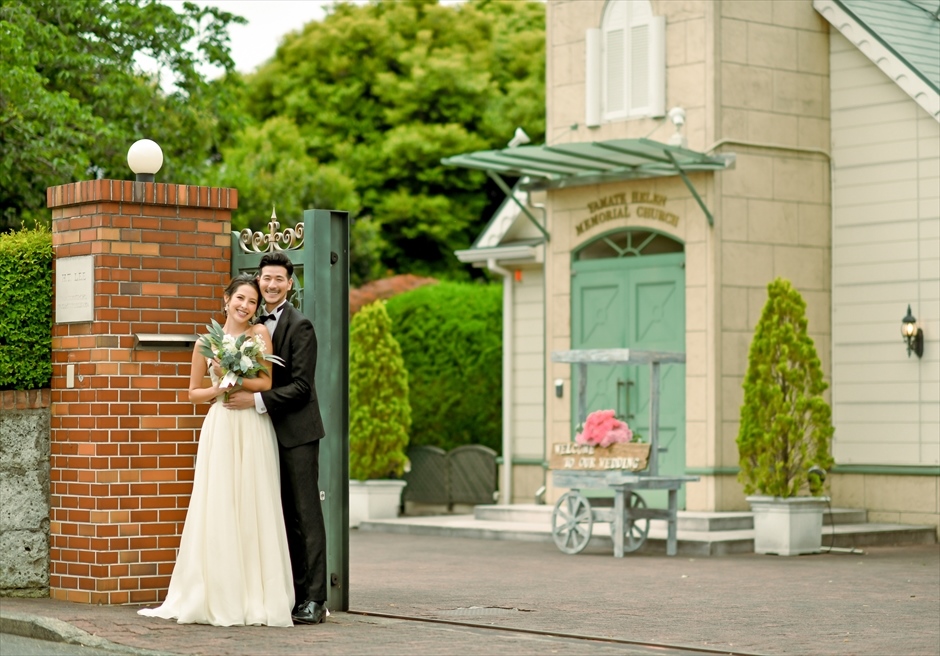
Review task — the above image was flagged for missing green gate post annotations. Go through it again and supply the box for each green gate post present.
[230,208,350,612]
[303,209,350,612]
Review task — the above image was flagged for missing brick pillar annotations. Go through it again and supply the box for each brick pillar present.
[47,180,236,604]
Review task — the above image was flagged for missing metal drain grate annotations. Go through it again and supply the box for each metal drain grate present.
[436,607,529,617]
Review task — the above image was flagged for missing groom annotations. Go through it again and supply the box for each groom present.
[223,252,328,625]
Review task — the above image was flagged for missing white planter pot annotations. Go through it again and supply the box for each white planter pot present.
[349,480,407,528]
[746,495,829,556]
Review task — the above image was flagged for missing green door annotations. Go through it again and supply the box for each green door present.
[571,242,686,508]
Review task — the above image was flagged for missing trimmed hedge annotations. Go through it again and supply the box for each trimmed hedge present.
[0,227,53,390]
[385,281,502,454]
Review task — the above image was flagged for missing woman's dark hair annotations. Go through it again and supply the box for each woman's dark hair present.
[258,251,294,278]
[224,273,261,303]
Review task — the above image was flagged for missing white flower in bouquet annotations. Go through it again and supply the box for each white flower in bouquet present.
[198,319,285,400]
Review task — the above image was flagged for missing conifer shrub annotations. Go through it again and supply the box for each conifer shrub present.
[385,281,502,454]
[349,300,411,480]
[0,227,53,390]
[736,278,834,498]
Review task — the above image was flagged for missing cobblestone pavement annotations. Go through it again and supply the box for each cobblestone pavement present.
[2,532,938,656]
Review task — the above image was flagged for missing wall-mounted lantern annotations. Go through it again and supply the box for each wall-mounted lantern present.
[901,305,924,359]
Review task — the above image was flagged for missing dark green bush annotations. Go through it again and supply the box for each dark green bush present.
[349,300,411,480]
[0,227,53,390]
[385,281,502,454]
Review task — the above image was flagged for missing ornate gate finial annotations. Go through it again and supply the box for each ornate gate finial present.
[237,204,305,253]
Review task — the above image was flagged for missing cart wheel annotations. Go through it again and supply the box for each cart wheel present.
[623,492,650,553]
[552,491,593,555]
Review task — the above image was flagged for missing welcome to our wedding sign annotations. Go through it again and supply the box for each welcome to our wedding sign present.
[548,442,651,472]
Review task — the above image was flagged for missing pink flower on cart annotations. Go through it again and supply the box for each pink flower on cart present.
[575,409,634,448]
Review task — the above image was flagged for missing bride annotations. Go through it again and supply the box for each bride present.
[139,274,294,627]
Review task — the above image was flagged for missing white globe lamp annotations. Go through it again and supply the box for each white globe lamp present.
[127,139,164,182]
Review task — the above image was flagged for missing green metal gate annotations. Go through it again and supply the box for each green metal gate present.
[231,209,350,611]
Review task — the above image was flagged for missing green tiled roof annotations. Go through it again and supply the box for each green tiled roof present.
[837,0,940,92]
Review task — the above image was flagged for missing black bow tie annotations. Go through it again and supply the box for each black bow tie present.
[258,307,284,324]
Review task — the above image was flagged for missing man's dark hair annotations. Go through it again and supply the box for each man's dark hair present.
[258,251,294,278]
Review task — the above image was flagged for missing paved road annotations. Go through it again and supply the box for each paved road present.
[0,633,135,656]
[1,532,938,656]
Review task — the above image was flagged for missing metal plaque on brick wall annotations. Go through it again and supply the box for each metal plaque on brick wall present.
[55,255,94,323]
[549,442,650,472]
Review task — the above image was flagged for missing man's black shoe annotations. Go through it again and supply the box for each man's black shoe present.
[292,600,326,625]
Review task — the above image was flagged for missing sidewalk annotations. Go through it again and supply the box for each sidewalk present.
[2,531,938,656]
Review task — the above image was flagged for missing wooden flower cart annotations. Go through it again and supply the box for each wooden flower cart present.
[549,349,700,557]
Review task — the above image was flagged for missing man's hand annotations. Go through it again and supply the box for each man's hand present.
[223,389,256,411]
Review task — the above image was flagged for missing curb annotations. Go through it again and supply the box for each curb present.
[0,610,177,656]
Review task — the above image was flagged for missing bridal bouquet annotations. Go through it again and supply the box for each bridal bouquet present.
[198,319,285,400]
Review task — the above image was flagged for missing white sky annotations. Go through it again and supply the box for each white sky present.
[168,0,468,75]
[165,0,337,73]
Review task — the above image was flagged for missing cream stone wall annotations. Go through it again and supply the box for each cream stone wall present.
[545,0,717,507]
[543,174,715,504]
[548,1,711,150]
[710,0,832,511]
[831,473,940,536]
[511,464,546,505]
[544,0,833,511]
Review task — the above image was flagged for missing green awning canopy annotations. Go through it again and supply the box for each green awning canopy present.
[442,138,733,191]
[443,138,734,230]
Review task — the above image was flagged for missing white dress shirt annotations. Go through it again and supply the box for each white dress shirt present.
[254,302,288,414]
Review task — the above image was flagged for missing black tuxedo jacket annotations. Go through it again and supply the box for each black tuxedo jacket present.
[260,303,326,448]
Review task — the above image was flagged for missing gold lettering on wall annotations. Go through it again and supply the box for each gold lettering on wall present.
[575,190,679,236]
[636,206,679,226]
[631,191,667,206]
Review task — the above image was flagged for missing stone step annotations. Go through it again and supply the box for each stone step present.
[360,515,554,545]
[824,507,868,525]
[359,509,937,555]
[473,504,869,531]
[473,503,550,524]
[474,503,756,532]
[821,523,938,549]
[358,515,760,556]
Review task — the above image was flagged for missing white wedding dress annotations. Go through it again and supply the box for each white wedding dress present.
[139,368,294,627]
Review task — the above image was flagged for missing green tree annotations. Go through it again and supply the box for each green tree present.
[349,300,411,480]
[241,0,545,280]
[386,281,502,453]
[736,278,835,498]
[208,116,361,233]
[0,0,246,229]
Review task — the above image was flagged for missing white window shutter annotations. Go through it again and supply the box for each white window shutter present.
[601,0,627,121]
[606,28,626,117]
[647,16,666,118]
[597,0,662,122]
[629,23,649,112]
[585,28,601,127]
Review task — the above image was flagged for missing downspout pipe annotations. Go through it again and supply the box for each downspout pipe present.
[487,258,513,505]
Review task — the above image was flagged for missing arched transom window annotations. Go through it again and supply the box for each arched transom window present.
[575,229,683,261]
